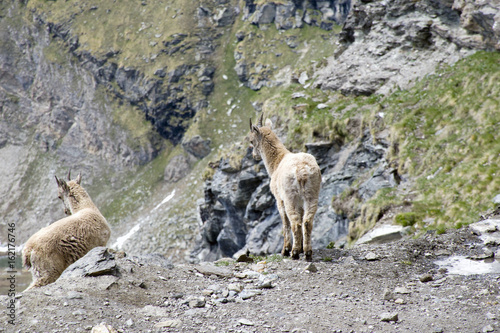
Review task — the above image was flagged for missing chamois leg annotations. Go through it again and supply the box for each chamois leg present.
[277,200,291,257]
[285,207,303,260]
[303,204,318,262]
[25,251,62,291]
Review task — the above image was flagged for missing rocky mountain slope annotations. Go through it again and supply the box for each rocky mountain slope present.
[2,220,500,332]
[1,0,499,266]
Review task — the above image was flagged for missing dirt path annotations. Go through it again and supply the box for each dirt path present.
[2,225,499,333]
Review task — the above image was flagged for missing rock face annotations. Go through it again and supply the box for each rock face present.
[0,2,163,245]
[191,127,399,261]
[244,0,351,29]
[314,0,500,95]
[236,0,352,90]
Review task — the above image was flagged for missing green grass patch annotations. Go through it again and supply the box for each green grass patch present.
[346,51,500,237]
[250,253,284,263]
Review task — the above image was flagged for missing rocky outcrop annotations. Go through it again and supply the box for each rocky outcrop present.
[244,0,351,30]
[191,127,399,261]
[31,6,224,145]
[0,2,164,246]
[235,0,352,91]
[314,0,500,96]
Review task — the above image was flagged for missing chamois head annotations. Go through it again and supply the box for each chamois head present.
[55,171,82,215]
[249,113,273,161]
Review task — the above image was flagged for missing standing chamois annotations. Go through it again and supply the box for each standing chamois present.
[22,172,111,290]
[249,114,321,261]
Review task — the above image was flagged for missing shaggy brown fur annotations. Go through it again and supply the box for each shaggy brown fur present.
[22,173,111,290]
[249,115,321,261]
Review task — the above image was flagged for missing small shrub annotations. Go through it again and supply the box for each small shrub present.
[326,241,335,249]
[214,260,231,267]
[394,212,419,227]
[436,224,447,235]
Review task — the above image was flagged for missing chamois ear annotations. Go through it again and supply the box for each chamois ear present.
[249,118,260,134]
[56,177,69,192]
[265,118,273,129]
[76,173,82,185]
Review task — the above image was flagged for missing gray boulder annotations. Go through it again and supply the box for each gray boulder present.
[251,3,276,25]
[60,247,117,279]
[182,135,212,159]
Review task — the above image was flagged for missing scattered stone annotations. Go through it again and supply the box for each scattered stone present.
[365,252,379,261]
[181,135,212,159]
[469,248,494,260]
[234,272,248,279]
[235,253,254,263]
[91,323,118,333]
[486,312,497,320]
[164,155,191,183]
[482,234,500,246]
[356,225,408,245]
[305,263,318,273]
[252,262,267,273]
[298,71,309,85]
[188,297,206,308]
[291,92,306,99]
[67,291,84,299]
[394,287,411,294]
[469,219,499,235]
[493,194,500,204]
[238,318,255,326]
[154,320,182,328]
[482,324,495,332]
[195,264,232,278]
[228,283,243,293]
[239,289,261,300]
[256,279,274,289]
[431,277,447,287]
[380,312,399,322]
[383,289,394,301]
[202,289,214,296]
[394,298,406,305]
[419,274,433,283]
[125,319,133,327]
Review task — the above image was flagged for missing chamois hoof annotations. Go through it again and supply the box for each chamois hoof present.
[282,249,290,257]
[291,251,300,260]
[305,251,313,262]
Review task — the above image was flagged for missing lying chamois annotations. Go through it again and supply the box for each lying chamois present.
[249,114,321,261]
[22,173,111,290]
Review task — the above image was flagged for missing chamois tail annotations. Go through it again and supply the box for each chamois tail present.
[22,244,33,269]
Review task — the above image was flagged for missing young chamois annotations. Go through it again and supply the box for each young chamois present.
[22,172,111,290]
[249,114,321,261]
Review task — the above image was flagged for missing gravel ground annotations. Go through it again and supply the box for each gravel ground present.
[2,225,500,333]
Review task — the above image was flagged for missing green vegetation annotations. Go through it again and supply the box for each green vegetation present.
[339,51,500,238]
[27,0,197,75]
[250,253,283,263]
[326,241,335,249]
[21,0,500,244]
[394,212,419,227]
